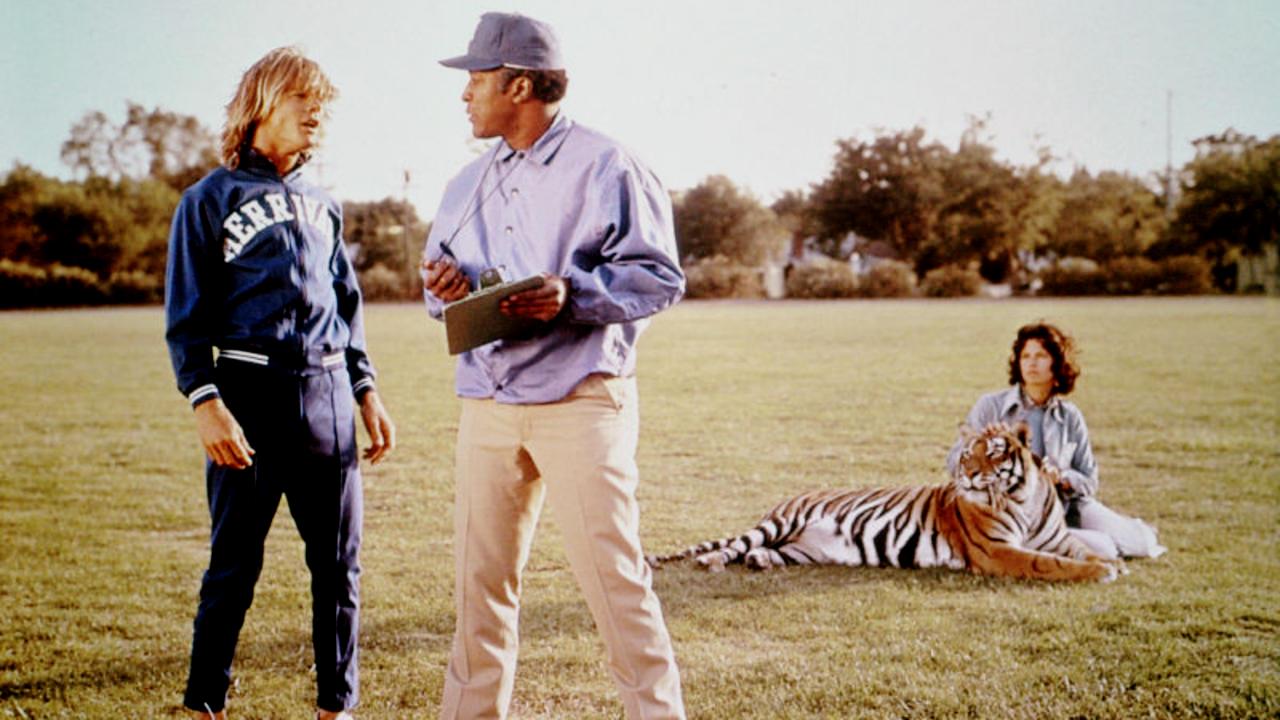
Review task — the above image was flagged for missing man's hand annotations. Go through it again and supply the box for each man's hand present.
[193,398,254,469]
[500,273,567,322]
[359,389,395,465]
[422,256,471,302]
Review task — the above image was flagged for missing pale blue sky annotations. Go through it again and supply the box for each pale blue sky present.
[2,0,1277,219]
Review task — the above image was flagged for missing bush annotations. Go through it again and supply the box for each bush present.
[1039,255,1215,296]
[0,259,46,308]
[858,260,917,298]
[920,265,983,298]
[682,255,764,299]
[0,259,106,307]
[1039,257,1107,296]
[43,264,106,306]
[358,263,417,302]
[106,270,162,304]
[1104,256,1161,295]
[1155,255,1213,295]
[785,258,857,299]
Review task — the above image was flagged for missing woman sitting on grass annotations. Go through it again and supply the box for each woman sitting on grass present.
[947,321,1166,559]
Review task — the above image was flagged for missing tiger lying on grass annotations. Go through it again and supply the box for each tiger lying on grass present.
[647,423,1125,582]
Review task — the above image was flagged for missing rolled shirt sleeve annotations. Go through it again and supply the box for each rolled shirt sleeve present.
[1054,403,1099,499]
[562,160,685,325]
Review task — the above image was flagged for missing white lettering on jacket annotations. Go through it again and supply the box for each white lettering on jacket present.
[222,193,334,262]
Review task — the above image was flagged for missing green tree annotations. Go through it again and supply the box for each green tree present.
[807,127,948,262]
[106,177,182,275]
[1161,130,1279,288]
[342,198,428,272]
[343,197,429,300]
[770,190,820,243]
[61,101,218,191]
[807,121,1045,281]
[672,175,786,265]
[921,121,1023,280]
[1049,169,1167,261]
[1007,160,1065,262]
[30,175,178,277]
[32,180,126,276]
[0,164,55,264]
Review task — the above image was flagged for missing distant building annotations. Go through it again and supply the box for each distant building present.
[785,231,899,277]
[1237,245,1279,295]
[847,239,900,276]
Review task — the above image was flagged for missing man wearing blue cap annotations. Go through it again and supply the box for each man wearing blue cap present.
[421,11,687,720]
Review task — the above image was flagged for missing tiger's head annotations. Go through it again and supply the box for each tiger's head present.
[953,422,1039,513]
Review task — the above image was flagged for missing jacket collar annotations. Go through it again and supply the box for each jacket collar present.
[495,112,573,165]
[999,385,1064,419]
[237,146,308,180]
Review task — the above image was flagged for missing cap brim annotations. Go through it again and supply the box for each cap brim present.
[439,54,504,70]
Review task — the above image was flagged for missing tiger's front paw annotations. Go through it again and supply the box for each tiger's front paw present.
[1097,561,1121,583]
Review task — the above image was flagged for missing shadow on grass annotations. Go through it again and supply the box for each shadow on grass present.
[471,562,1053,645]
[0,650,190,709]
[647,561,1079,613]
[0,613,455,711]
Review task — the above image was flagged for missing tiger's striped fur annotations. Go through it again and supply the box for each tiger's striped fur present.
[647,423,1124,582]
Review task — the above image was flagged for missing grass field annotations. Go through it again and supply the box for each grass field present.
[1,297,1277,719]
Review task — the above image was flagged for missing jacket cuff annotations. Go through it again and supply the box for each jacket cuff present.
[352,377,375,400]
[1059,470,1092,499]
[187,383,220,408]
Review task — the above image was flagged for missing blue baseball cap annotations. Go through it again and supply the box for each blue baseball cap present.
[440,12,564,71]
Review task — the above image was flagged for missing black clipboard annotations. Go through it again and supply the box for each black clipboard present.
[442,275,546,355]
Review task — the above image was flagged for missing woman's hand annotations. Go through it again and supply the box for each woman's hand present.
[1040,458,1073,494]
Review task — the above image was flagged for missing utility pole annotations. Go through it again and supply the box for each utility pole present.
[1165,89,1174,220]
[401,169,414,293]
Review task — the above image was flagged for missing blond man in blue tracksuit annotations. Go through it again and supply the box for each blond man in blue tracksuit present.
[164,46,394,720]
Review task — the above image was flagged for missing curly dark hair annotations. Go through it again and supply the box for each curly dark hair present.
[1007,321,1081,397]
[499,67,568,103]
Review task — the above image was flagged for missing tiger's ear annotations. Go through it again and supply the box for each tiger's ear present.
[1011,421,1031,449]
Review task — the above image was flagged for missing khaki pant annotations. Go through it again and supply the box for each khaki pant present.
[440,374,685,720]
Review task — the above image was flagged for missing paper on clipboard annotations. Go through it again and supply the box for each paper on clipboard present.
[442,275,546,355]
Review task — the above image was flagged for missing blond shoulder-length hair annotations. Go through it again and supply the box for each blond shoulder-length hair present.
[220,46,338,169]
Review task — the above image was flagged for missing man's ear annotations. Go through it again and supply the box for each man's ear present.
[508,76,533,103]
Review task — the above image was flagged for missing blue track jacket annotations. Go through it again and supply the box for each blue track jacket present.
[164,150,375,408]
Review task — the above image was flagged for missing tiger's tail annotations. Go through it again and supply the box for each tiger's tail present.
[645,537,737,568]
[646,513,808,571]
